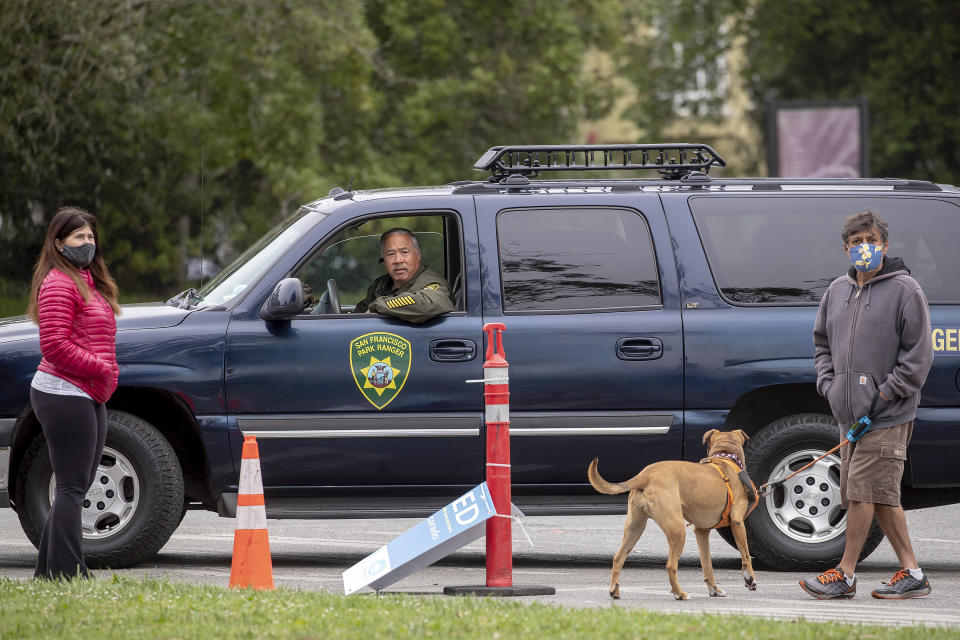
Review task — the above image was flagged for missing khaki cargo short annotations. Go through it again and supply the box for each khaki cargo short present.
[840,421,912,508]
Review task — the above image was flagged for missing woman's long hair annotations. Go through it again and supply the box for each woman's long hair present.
[27,207,121,323]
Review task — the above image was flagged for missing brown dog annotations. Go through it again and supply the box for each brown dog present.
[588,428,758,600]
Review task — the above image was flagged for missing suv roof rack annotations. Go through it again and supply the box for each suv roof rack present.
[448,175,946,195]
[474,143,726,181]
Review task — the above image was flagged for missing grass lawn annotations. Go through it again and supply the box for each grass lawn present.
[0,576,948,640]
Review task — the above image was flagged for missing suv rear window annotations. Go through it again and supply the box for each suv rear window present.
[690,196,960,304]
[497,207,661,311]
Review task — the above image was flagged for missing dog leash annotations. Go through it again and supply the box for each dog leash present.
[758,392,883,498]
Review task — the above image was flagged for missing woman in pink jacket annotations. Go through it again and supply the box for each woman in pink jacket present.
[26,207,120,580]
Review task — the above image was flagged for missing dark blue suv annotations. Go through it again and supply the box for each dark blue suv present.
[2,143,959,570]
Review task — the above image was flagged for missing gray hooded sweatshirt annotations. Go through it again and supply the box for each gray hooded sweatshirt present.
[813,256,933,430]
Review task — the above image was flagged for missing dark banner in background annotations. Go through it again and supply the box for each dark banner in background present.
[766,98,870,178]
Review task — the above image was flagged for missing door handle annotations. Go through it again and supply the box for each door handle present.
[430,339,477,362]
[617,337,663,361]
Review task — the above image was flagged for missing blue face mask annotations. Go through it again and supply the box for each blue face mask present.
[849,242,884,272]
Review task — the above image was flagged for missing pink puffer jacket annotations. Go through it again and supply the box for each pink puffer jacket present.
[36,268,118,403]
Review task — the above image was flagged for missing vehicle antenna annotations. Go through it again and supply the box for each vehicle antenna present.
[200,144,205,288]
[347,176,355,192]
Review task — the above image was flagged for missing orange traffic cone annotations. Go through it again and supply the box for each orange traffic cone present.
[229,434,274,590]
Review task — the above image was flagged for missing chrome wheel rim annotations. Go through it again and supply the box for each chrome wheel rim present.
[762,447,845,544]
[48,445,141,540]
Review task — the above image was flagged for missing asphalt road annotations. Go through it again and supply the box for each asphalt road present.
[1,505,959,628]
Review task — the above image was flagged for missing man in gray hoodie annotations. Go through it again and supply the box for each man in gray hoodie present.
[800,210,934,601]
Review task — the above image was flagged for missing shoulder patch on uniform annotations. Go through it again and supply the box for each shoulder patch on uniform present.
[386,295,415,309]
[423,283,441,290]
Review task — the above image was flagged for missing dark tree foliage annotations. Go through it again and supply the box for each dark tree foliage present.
[6,0,953,306]
[739,0,960,184]
[1,0,629,300]
[618,2,735,138]
[619,1,960,185]
[363,0,625,185]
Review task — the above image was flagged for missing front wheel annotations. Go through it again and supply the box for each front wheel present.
[15,410,185,568]
[721,413,884,570]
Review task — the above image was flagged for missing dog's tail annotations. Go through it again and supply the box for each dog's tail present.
[587,457,634,495]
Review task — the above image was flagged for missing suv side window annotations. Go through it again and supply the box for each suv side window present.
[690,196,960,304]
[497,207,661,312]
[296,214,457,313]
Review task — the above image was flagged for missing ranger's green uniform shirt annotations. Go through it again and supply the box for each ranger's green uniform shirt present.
[354,264,454,324]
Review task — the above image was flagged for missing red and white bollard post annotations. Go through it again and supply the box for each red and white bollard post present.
[482,322,512,587]
[445,323,554,596]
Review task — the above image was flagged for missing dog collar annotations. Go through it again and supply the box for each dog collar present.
[710,451,744,470]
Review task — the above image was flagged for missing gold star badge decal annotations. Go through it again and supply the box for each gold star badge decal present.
[360,357,400,396]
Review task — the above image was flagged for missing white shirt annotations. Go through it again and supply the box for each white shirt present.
[31,370,92,400]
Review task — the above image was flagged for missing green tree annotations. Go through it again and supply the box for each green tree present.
[618,2,736,138]
[364,0,628,184]
[0,1,147,298]
[97,0,383,293]
[1,0,631,302]
[739,0,960,184]
[0,1,384,297]
[616,1,960,184]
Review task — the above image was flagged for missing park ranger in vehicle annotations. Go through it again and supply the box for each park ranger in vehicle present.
[354,228,455,323]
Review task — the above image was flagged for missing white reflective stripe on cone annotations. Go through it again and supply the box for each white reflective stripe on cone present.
[483,370,509,384]
[485,404,509,423]
[236,504,268,530]
[239,458,263,489]
[239,458,263,488]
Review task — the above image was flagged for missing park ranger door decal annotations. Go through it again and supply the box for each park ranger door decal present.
[350,332,412,409]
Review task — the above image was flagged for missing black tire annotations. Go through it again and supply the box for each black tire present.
[717,413,884,570]
[14,410,185,569]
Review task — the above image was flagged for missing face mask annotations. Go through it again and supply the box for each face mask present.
[60,242,96,268]
[849,242,884,272]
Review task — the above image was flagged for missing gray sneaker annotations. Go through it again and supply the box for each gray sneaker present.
[871,569,931,599]
[800,567,856,599]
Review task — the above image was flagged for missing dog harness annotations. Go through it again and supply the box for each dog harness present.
[701,455,760,529]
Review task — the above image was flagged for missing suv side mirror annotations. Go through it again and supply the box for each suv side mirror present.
[260,278,306,321]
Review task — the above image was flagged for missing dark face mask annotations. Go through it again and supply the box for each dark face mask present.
[60,242,96,268]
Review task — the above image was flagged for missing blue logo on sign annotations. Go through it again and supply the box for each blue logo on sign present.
[367,559,386,577]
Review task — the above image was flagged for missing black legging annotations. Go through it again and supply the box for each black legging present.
[29,387,107,580]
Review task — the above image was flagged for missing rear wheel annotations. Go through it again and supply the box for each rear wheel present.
[718,413,884,570]
[15,410,185,568]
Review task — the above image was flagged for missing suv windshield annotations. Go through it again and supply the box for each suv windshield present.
[191,207,324,309]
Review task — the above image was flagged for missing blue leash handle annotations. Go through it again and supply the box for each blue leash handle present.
[846,391,882,443]
[846,415,872,442]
